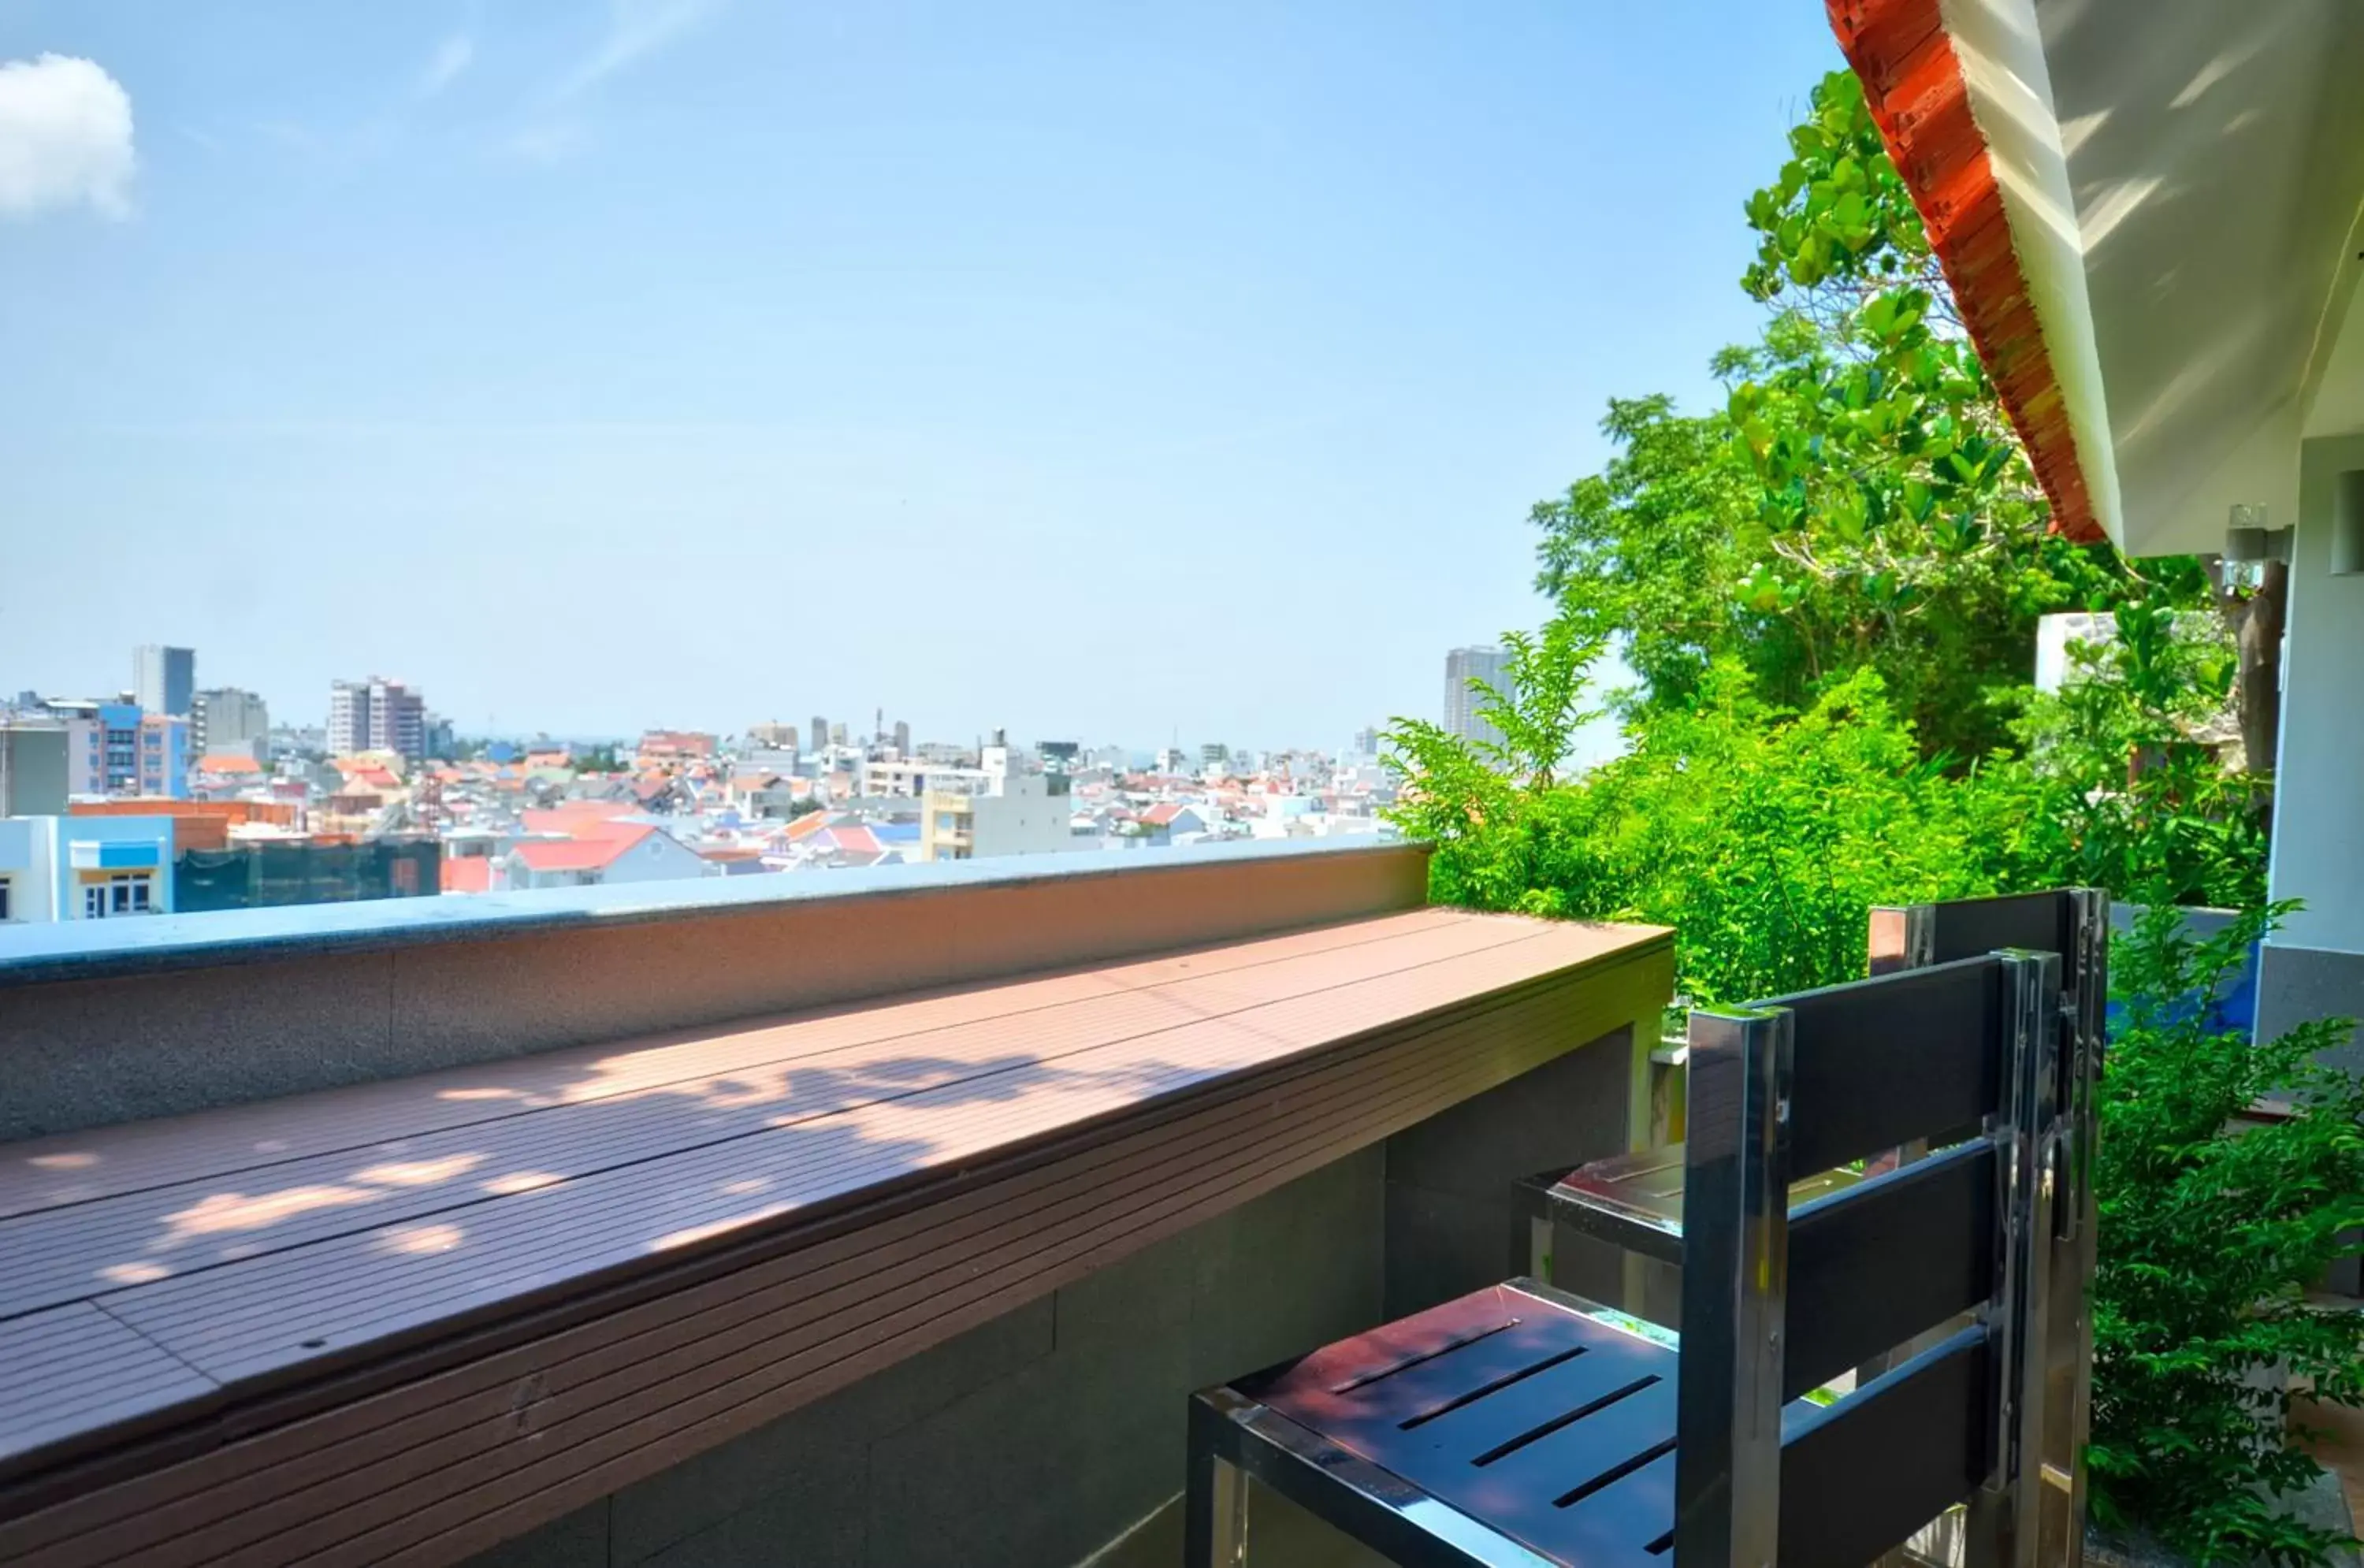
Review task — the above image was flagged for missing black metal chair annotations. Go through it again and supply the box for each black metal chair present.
[1516,891,2107,1565]
[1186,890,2104,1567]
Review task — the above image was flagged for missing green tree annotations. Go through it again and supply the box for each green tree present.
[1385,616,1605,912]
[1533,70,2199,763]
[2013,593,2271,909]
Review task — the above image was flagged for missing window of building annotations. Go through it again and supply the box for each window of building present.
[83,874,155,919]
[0,879,11,921]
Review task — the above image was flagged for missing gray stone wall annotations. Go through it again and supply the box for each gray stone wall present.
[466,1147,1385,1568]
[461,1025,1638,1568]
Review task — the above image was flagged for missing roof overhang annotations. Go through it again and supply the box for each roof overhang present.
[1831,0,2364,555]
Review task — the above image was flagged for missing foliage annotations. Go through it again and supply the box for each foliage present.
[571,744,624,774]
[2088,903,2364,1566]
[1385,618,1596,916]
[1739,69,1937,307]
[1385,626,2013,1007]
[2013,593,2272,910]
[1531,70,2201,764]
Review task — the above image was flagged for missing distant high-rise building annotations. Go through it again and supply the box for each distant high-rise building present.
[1444,647,1507,752]
[893,719,911,754]
[749,720,799,752]
[1351,726,1381,759]
[809,715,828,756]
[829,721,848,747]
[1199,741,1229,774]
[328,677,427,762]
[191,687,271,760]
[328,682,366,757]
[133,645,195,716]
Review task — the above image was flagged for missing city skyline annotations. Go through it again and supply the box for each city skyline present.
[0,4,1841,751]
[16,630,1631,775]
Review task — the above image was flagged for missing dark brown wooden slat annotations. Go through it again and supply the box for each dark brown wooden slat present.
[101,925,1601,1388]
[0,1307,217,1473]
[1768,956,2003,1175]
[0,909,1475,1221]
[1779,1325,1992,1567]
[0,927,1664,1560]
[18,955,1664,1568]
[0,915,1529,1323]
[1784,1138,1997,1399]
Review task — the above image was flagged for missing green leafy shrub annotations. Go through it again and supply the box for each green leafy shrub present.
[2089,903,2364,1566]
[1385,626,2013,1005]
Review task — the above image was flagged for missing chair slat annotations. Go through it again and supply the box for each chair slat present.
[1921,890,2077,966]
[1784,1138,1997,1399]
[1779,1325,1993,1567]
[1769,956,2002,1174]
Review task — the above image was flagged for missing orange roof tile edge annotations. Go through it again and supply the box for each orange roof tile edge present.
[1827,0,2105,544]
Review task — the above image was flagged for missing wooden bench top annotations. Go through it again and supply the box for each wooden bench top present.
[0,907,1671,1566]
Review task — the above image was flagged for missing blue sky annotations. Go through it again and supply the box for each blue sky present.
[0,2,1841,752]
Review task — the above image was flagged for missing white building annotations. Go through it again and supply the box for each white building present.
[191,688,272,760]
[0,814,177,923]
[329,677,427,763]
[502,823,709,890]
[1444,646,1506,750]
[920,738,1077,862]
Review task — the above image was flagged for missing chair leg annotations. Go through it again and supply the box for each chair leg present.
[1185,1399,1249,1567]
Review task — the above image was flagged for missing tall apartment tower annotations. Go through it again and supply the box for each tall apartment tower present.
[133,645,195,715]
[329,682,363,756]
[810,715,828,756]
[328,676,428,762]
[1444,646,1507,752]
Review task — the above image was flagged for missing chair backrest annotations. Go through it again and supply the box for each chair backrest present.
[1671,887,2104,1568]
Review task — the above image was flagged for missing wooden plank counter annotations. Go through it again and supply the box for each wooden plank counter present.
[0,908,1671,1566]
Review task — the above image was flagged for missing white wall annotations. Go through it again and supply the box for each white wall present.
[2266,431,2364,954]
[595,830,711,886]
[0,817,38,923]
[969,776,1077,860]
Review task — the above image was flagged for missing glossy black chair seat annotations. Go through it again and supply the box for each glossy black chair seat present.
[1193,1273,1998,1567]
[1214,1280,1682,1567]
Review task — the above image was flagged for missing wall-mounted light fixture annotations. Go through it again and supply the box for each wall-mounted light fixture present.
[2225,504,2292,580]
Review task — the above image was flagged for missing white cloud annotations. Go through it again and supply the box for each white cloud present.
[0,54,136,220]
[552,0,719,102]
[418,34,475,98]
